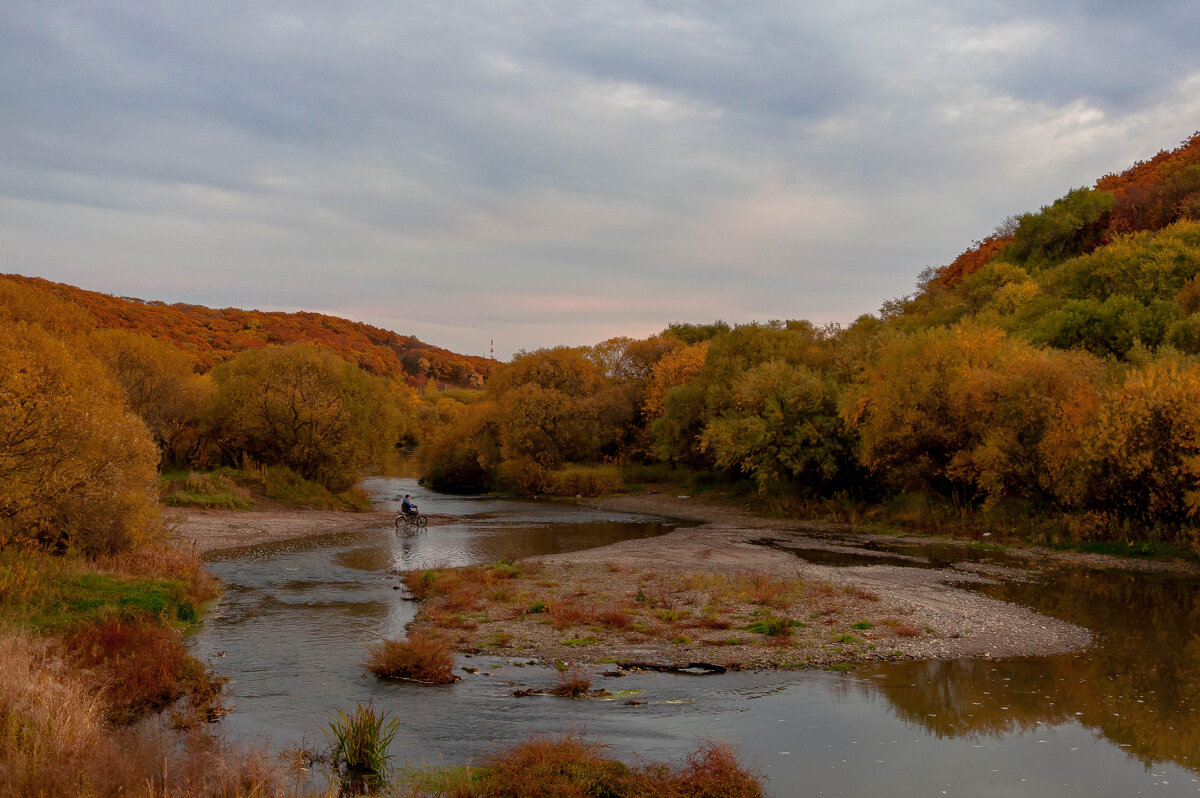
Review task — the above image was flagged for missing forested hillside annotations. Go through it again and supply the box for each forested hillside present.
[1,274,491,390]
[418,132,1200,549]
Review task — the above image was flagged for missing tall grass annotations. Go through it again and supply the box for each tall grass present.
[0,630,291,798]
[160,465,371,511]
[325,701,401,795]
[549,465,624,497]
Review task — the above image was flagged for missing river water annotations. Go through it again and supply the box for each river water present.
[194,479,1200,796]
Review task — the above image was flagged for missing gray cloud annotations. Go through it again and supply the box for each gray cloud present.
[2,1,1199,356]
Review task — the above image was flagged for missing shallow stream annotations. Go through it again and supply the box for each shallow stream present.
[194,479,1200,796]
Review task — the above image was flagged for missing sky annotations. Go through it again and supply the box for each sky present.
[3,2,1199,359]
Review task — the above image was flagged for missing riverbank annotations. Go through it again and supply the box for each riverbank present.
[167,505,397,554]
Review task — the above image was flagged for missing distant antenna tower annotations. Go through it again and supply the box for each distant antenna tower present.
[490,338,494,360]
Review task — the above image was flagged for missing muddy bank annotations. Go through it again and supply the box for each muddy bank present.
[167,506,398,554]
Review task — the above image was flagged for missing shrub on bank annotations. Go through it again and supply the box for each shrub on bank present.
[366,632,458,684]
[456,734,764,798]
[1,546,227,728]
[0,631,282,798]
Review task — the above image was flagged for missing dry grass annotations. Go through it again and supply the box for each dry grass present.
[408,559,929,670]
[455,733,763,798]
[549,599,596,630]
[547,669,593,697]
[366,632,459,684]
[596,606,635,629]
[0,630,297,798]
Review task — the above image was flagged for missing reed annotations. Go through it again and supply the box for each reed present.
[325,701,401,795]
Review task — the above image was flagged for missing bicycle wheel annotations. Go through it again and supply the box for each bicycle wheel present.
[415,515,428,528]
[394,515,405,531]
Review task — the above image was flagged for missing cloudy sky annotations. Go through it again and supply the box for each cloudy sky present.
[3,2,1199,357]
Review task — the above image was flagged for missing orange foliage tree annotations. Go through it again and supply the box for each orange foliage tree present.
[842,324,1100,507]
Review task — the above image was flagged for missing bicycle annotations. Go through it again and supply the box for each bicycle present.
[395,508,428,531]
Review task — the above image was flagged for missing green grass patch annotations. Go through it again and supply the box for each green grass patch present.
[825,662,857,673]
[742,617,801,636]
[21,571,194,631]
[1046,539,1193,560]
[851,621,873,630]
[160,465,371,511]
[561,636,599,646]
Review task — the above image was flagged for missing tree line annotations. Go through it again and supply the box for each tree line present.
[418,133,1200,548]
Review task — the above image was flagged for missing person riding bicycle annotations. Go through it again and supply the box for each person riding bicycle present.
[401,494,418,519]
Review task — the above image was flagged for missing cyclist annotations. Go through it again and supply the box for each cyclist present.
[401,494,418,520]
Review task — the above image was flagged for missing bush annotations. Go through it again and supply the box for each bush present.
[366,632,458,684]
[59,615,226,724]
[469,734,764,798]
[479,733,631,798]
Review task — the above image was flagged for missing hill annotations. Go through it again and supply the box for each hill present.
[935,132,1200,287]
[894,132,1200,361]
[1,274,491,389]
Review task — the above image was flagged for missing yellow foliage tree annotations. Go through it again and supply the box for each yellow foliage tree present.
[1044,359,1200,536]
[642,341,710,420]
[0,320,161,554]
[842,323,1100,507]
[88,329,210,465]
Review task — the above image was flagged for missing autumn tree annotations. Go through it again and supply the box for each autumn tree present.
[698,360,854,491]
[208,344,411,491]
[842,323,1100,507]
[0,319,161,554]
[418,402,500,493]
[1043,358,1200,538]
[88,329,210,466]
[652,322,838,470]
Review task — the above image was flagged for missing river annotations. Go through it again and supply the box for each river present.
[193,478,1200,796]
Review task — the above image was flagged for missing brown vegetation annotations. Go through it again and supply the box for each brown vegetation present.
[450,733,763,798]
[0,631,296,798]
[366,632,459,684]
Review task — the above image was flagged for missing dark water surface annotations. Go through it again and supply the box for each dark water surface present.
[194,480,1200,796]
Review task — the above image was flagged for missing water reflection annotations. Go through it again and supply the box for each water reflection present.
[798,538,1200,775]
